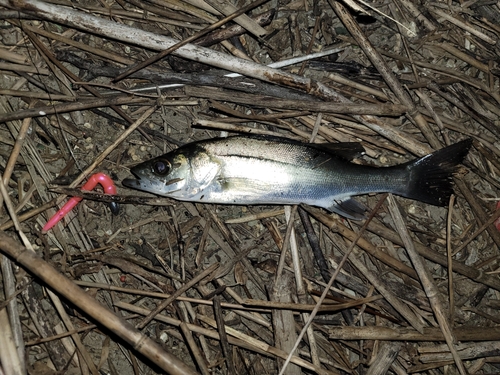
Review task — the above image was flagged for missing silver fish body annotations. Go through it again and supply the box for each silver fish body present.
[123,135,471,219]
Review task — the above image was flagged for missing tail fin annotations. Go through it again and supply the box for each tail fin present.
[400,139,472,206]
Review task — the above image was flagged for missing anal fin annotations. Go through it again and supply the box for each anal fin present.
[328,198,367,220]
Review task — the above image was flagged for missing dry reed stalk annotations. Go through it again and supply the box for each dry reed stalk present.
[0,61,49,74]
[69,104,157,186]
[328,325,500,341]
[186,86,408,114]
[364,219,500,292]
[21,23,136,64]
[18,23,145,134]
[271,273,302,374]
[380,49,500,103]
[274,206,297,280]
[436,42,490,74]
[387,194,467,375]
[279,195,402,374]
[303,206,419,280]
[366,341,401,375]
[113,0,270,81]
[1,116,31,205]
[303,205,425,333]
[327,72,389,100]
[179,321,211,375]
[0,231,198,375]
[0,89,74,101]
[244,294,382,311]
[414,89,450,145]
[329,0,440,153]
[0,199,58,231]
[0,304,23,375]
[145,0,218,22]
[73,281,271,319]
[213,295,237,373]
[446,196,456,323]
[430,7,496,45]
[0,48,29,64]
[0,115,32,375]
[298,206,356,326]
[202,0,267,37]
[46,288,100,374]
[82,6,204,28]
[427,82,500,138]
[192,119,305,139]
[418,341,500,362]
[116,301,335,374]
[285,205,321,368]
[194,204,266,290]
[2,0,432,155]
[455,179,500,249]
[210,280,272,327]
[0,254,25,374]
[22,285,71,371]
[0,96,151,123]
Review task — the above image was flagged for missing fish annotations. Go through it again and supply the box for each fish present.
[122,135,472,219]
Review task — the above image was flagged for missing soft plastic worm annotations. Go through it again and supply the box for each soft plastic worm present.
[42,173,117,233]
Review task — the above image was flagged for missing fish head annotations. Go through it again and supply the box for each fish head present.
[123,148,221,199]
[122,152,191,197]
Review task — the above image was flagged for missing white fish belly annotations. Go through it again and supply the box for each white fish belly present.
[190,155,341,206]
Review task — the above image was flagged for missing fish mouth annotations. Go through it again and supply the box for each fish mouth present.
[122,169,158,194]
[122,169,184,196]
[122,177,140,189]
[122,169,142,189]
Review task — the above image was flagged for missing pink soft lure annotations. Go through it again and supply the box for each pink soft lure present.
[42,173,117,233]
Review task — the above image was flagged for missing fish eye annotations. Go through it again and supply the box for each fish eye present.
[152,160,171,175]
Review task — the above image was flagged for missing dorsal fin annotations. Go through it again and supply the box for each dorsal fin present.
[312,142,365,161]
